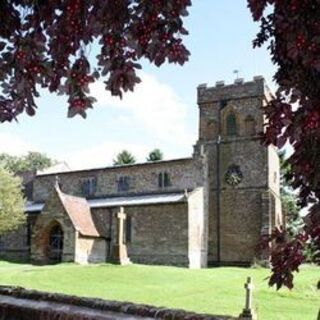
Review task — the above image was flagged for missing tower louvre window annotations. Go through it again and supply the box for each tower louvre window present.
[226,113,237,136]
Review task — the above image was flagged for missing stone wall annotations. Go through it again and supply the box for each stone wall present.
[187,187,207,268]
[0,214,39,262]
[33,158,202,202]
[207,190,264,264]
[274,193,282,227]
[0,286,237,320]
[267,146,280,195]
[91,208,114,260]
[75,233,107,264]
[202,139,269,264]
[116,203,190,266]
[267,146,283,227]
[260,191,272,237]
[203,140,268,191]
[91,204,190,266]
[0,224,29,261]
[198,77,266,104]
[197,78,266,143]
[31,189,76,263]
[195,77,282,265]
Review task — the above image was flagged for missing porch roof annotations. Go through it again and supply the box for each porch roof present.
[57,189,101,238]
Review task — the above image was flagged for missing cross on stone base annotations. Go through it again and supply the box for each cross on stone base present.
[239,277,257,320]
[111,207,131,265]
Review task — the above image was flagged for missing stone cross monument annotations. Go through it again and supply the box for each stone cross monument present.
[239,277,257,320]
[111,207,131,265]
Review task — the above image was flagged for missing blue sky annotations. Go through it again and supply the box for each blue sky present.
[0,1,276,169]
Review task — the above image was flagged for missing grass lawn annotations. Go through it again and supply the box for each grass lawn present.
[0,262,318,320]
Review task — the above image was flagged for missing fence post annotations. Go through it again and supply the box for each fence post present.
[239,277,257,320]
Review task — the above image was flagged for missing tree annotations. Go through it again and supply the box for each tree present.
[146,149,163,162]
[0,151,54,174]
[0,1,191,121]
[0,167,25,235]
[1,1,319,289]
[248,1,320,289]
[113,150,136,166]
[278,151,302,236]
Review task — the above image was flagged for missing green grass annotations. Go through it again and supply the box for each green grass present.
[0,261,318,320]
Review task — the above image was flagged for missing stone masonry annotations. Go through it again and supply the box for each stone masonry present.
[0,76,282,268]
[195,77,282,265]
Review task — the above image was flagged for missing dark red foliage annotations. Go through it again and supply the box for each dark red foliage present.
[0,0,191,120]
[248,0,320,289]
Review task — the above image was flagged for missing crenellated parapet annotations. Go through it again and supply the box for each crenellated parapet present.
[197,76,272,104]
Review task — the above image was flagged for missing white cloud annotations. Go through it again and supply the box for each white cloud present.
[59,73,196,170]
[0,72,195,170]
[91,72,195,148]
[0,132,37,156]
[62,141,151,170]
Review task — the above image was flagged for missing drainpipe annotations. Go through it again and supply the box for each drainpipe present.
[216,99,228,265]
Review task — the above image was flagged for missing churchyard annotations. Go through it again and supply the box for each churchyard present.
[0,261,318,320]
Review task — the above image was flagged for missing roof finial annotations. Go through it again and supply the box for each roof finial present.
[55,175,61,190]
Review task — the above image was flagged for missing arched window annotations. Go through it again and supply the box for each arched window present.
[226,113,237,136]
[158,172,171,188]
[48,224,64,263]
[245,116,256,136]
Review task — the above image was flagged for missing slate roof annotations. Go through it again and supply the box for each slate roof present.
[88,193,186,208]
[25,192,187,213]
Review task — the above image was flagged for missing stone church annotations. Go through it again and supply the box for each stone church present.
[0,76,282,268]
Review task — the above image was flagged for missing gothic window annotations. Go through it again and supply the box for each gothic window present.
[81,177,97,197]
[118,176,130,192]
[226,113,237,136]
[245,116,256,136]
[48,224,64,263]
[158,172,171,188]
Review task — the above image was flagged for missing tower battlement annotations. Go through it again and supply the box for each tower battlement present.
[197,76,272,103]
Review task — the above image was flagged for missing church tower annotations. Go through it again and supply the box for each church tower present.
[194,76,282,265]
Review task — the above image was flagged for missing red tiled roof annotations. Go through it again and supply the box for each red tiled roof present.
[55,186,102,238]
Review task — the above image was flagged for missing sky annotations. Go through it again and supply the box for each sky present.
[0,1,276,170]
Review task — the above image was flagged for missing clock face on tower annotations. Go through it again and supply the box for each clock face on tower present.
[225,165,243,186]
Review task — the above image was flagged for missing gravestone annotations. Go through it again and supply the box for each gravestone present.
[239,277,257,320]
[111,207,131,265]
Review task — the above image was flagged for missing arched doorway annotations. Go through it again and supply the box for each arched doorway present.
[48,224,64,263]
